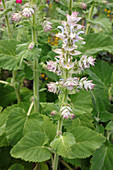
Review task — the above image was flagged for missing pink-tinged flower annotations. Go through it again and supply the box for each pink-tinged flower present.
[67,11,82,26]
[79,77,95,91]
[12,12,22,22]
[63,77,79,90]
[61,62,74,70]
[28,42,35,50]
[22,8,34,18]
[79,55,95,69]
[70,114,75,119]
[80,2,87,9]
[47,82,59,93]
[51,110,57,116]
[43,20,52,32]
[53,49,63,55]
[46,61,57,73]
[87,56,95,66]
[60,105,72,119]
[16,0,22,4]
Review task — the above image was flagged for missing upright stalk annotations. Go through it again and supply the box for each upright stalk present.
[32,0,39,112]
[68,0,73,15]
[2,0,21,103]
[85,3,95,35]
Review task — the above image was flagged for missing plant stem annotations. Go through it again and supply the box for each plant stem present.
[0,80,12,86]
[2,0,21,103]
[27,101,34,116]
[2,0,12,39]
[85,3,95,35]
[68,0,73,15]
[60,159,73,170]
[12,71,21,103]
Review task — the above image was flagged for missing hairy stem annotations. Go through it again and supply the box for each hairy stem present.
[68,0,73,15]
[60,159,73,170]
[85,3,95,35]
[12,71,21,103]
[2,0,21,103]
[2,0,11,39]
[31,0,39,112]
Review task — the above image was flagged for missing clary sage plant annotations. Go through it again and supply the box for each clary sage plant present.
[0,0,106,170]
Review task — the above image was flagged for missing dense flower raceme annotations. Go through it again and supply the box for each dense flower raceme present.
[12,3,36,22]
[45,11,95,119]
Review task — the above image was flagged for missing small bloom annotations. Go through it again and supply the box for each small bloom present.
[79,77,95,91]
[22,8,34,18]
[46,61,57,73]
[63,77,79,90]
[79,2,87,9]
[60,105,73,119]
[47,82,59,93]
[12,12,22,22]
[16,0,22,4]
[51,110,57,116]
[43,20,52,32]
[28,42,35,50]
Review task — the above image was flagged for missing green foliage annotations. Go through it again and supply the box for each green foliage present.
[9,164,24,170]
[91,144,113,170]
[50,132,76,158]
[82,33,113,55]
[0,40,19,70]
[70,90,93,114]
[51,127,105,159]
[10,132,51,162]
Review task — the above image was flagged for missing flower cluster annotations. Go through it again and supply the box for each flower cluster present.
[45,11,95,119]
[60,105,75,119]
[12,3,36,22]
[43,20,52,32]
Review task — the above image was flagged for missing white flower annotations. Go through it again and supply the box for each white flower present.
[47,82,59,93]
[63,77,79,90]
[46,61,57,73]
[61,62,74,70]
[43,20,52,32]
[60,106,72,119]
[28,42,35,50]
[22,8,34,18]
[79,55,95,69]
[12,12,22,22]
[79,77,95,91]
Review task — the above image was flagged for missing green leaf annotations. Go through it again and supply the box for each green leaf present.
[83,33,113,55]
[0,40,19,70]
[70,90,93,114]
[40,102,60,115]
[105,121,113,131]
[42,115,57,143]
[9,164,24,170]
[87,60,113,116]
[91,145,113,170]
[10,132,51,162]
[0,132,8,147]
[51,127,105,159]
[69,127,105,159]
[100,111,113,122]
[6,107,43,145]
[50,132,76,158]
[89,16,112,33]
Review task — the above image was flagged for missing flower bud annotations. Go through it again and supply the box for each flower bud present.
[51,110,57,116]
[79,2,87,9]
[12,12,22,22]
[22,7,34,18]
[16,0,22,4]
[43,20,52,32]
[28,42,35,50]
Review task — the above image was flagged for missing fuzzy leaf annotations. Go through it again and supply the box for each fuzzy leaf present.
[50,132,76,158]
[10,132,51,162]
[9,164,24,170]
[69,127,105,159]
[83,33,113,55]
[51,127,105,159]
[70,91,93,114]
[91,145,113,170]
[0,40,19,70]
[6,107,43,145]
